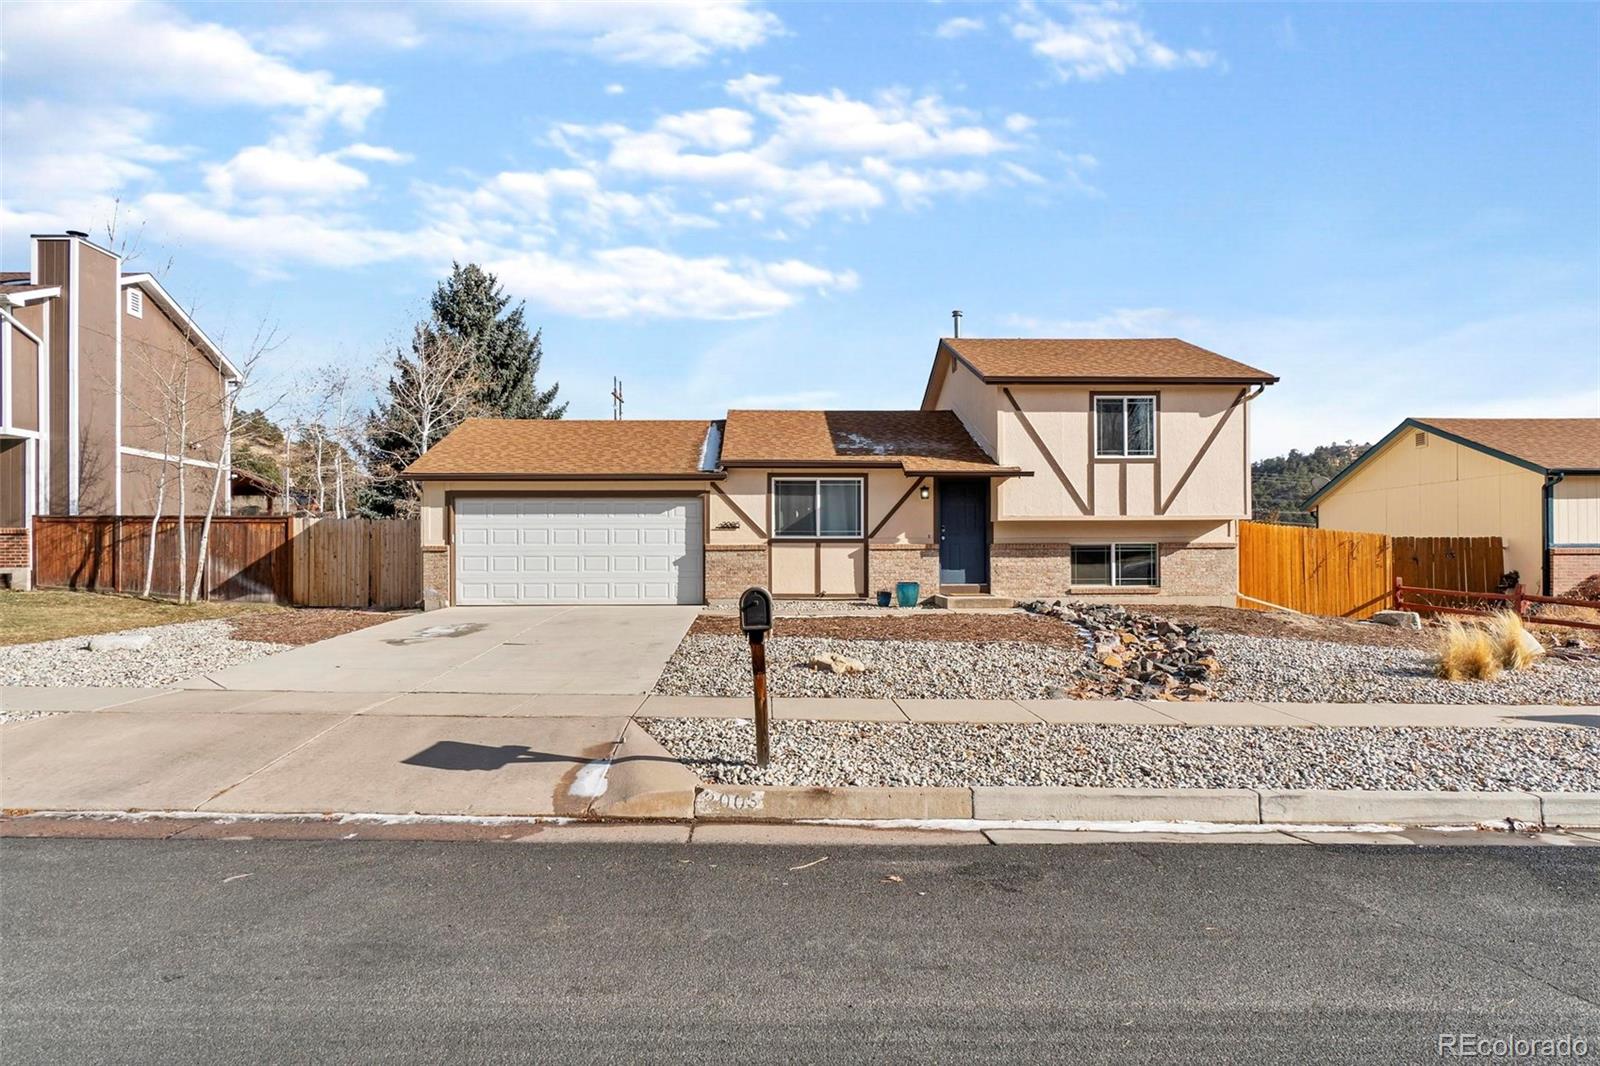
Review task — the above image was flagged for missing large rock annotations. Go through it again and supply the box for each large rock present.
[1369,610,1423,631]
[804,652,867,675]
[87,632,153,652]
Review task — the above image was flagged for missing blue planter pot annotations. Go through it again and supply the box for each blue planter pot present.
[895,581,920,608]
[876,590,893,607]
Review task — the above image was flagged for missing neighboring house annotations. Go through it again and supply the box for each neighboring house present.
[228,467,312,516]
[1305,417,1600,596]
[0,230,239,588]
[405,337,1275,609]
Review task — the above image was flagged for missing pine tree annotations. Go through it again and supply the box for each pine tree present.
[429,263,565,420]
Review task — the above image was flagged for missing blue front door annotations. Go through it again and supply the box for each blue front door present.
[937,479,989,586]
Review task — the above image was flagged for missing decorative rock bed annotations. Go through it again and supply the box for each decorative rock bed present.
[642,717,1600,793]
[1021,600,1218,699]
[0,621,288,688]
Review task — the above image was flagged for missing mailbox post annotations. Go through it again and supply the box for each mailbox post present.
[738,586,774,768]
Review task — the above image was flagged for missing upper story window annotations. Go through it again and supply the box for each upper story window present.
[1094,395,1156,458]
[772,477,863,539]
[125,288,144,318]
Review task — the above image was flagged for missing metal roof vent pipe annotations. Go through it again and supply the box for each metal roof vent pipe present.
[951,309,962,338]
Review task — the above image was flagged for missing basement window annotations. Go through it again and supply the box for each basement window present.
[772,477,863,539]
[1094,396,1156,458]
[1072,543,1159,587]
[126,288,144,318]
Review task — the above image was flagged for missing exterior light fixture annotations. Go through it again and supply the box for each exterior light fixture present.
[919,485,931,499]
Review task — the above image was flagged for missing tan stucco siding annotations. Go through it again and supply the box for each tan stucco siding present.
[418,479,714,546]
[120,451,225,516]
[993,519,1233,545]
[1553,476,1600,546]
[1313,430,1543,584]
[927,354,1003,460]
[990,384,1249,521]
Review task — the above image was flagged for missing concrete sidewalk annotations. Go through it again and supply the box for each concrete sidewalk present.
[7,685,1596,730]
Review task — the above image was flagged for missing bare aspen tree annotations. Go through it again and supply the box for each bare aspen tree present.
[365,322,481,517]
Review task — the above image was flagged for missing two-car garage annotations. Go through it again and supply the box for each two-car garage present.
[453,496,704,606]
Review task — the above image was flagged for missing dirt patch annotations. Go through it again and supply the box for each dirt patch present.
[227,609,403,646]
[691,611,1083,645]
[1157,606,1431,649]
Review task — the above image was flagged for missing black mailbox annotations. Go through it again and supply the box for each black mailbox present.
[739,586,774,634]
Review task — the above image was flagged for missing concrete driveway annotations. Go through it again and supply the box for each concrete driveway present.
[185,606,699,695]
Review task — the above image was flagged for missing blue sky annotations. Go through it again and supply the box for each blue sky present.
[3,1,1596,456]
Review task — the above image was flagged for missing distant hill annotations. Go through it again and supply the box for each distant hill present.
[1251,441,1370,525]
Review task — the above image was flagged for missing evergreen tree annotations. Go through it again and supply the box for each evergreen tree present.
[1251,440,1370,525]
[429,263,565,420]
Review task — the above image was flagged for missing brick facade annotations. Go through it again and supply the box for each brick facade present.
[421,545,449,611]
[0,527,31,590]
[867,544,940,601]
[990,540,1237,605]
[1549,547,1600,598]
[705,545,767,600]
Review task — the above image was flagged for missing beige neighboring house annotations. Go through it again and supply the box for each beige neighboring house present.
[0,230,239,588]
[1305,417,1600,596]
[404,337,1276,609]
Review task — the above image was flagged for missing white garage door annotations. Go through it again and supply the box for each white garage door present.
[453,496,703,605]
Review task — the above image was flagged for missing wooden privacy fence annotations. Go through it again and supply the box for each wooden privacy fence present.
[32,515,420,609]
[32,516,295,603]
[291,517,421,609]
[1237,521,1504,619]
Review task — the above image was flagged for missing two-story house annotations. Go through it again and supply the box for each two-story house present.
[404,337,1275,609]
[409,336,1273,611]
[0,230,239,588]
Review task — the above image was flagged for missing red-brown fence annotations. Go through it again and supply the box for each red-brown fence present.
[31,515,420,607]
[1395,579,1600,632]
[32,516,294,602]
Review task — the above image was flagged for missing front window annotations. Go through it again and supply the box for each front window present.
[1094,395,1156,458]
[1072,543,1159,587]
[772,477,863,539]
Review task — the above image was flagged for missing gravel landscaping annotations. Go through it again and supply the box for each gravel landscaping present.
[642,717,1600,793]
[656,634,1091,699]
[1207,632,1600,705]
[0,620,288,688]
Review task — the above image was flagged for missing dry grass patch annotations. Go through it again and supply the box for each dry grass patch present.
[0,590,281,647]
[1433,611,1544,681]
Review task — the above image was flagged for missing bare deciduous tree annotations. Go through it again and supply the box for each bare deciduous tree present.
[364,322,481,517]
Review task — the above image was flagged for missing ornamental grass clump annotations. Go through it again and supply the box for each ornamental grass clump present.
[1434,619,1501,682]
[1483,610,1538,672]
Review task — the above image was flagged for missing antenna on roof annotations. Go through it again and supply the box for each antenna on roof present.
[611,377,624,420]
[951,309,962,338]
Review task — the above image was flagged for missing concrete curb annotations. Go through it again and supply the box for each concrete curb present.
[973,787,1259,823]
[670,785,1598,828]
[1257,790,1541,826]
[693,785,971,822]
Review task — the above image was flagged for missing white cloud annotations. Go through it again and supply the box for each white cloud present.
[0,100,185,208]
[1004,113,1037,134]
[935,16,986,39]
[1,1,385,132]
[1008,1,1216,81]
[605,83,627,95]
[437,0,782,67]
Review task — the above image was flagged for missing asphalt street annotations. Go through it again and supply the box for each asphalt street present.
[3,839,1597,1064]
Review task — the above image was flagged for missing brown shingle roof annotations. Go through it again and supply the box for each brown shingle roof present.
[1415,418,1600,472]
[403,418,720,479]
[940,337,1278,384]
[721,409,1017,475]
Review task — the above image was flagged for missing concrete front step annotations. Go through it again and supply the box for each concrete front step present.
[929,593,1016,610]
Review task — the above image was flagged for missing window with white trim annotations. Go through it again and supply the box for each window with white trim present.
[126,288,144,318]
[1094,395,1156,458]
[772,477,863,539]
[1071,543,1159,587]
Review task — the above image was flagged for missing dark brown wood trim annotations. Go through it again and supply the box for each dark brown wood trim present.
[987,374,1278,386]
[444,489,707,500]
[868,476,926,539]
[1118,462,1128,515]
[814,541,822,596]
[1003,387,1089,513]
[1158,388,1248,515]
[709,482,768,539]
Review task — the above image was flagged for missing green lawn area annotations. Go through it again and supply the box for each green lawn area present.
[0,590,286,647]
